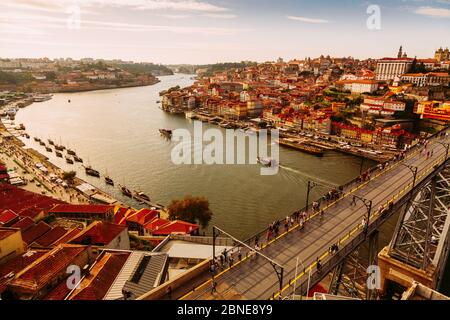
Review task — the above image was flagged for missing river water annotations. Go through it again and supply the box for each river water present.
[16,74,375,239]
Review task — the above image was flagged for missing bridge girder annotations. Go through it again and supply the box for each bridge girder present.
[389,163,450,274]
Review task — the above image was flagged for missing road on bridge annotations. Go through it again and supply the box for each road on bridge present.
[180,132,450,300]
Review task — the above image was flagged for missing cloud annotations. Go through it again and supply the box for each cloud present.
[0,11,243,35]
[202,13,237,19]
[8,0,230,13]
[414,6,450,18]
[157,14,191,19]
[286,15,330,24]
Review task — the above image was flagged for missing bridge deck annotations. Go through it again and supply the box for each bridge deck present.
[181,133,450,300]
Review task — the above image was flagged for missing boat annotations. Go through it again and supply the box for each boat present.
[84,166,100,178]
[54,144,65,151]
[277,139,324,156]
[48,139,55,145]
[24,133,30,139]
[119,185,132,197]
[73,155,83,163]
[55,151,63,158]
[34,137,41,142]
[67,149,76,156]
[257,157,273,167]
[19,124,25,130]
[39,141,45,146]
[33,94,52,102]
[45,146,52,153]
[105,176,114,186]
[159,129,173,138]
[134,190,151,202]
[66,157,74,164]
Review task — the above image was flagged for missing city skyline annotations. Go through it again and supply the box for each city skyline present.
[0,0,450,64]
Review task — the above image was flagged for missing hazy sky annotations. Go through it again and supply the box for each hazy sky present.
[0,0,449,64]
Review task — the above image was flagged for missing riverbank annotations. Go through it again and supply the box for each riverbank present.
[171,109,398,162]
[0,115,169,217]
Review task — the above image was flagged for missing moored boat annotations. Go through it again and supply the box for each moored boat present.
[134,190,151,202]
[84,166,100,177]
[54,145,65,151]
[55,151,63,158]
[119,185,132,197]
[277,138,324,156]
[67,149,76,156]
[45,146,52,153]
[48,139,55,145]
[74,155,83,163]
[105,176,114,186]
[66,157,74,164]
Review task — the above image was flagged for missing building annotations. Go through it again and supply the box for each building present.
[4,244,94,299]
[48,204,115,222]
[375,58,414,81]
[434,47,450,62]
[401,72,450,87]
[69,221,130,250]
[0,228,25,263]
[335,79,379,94]
[414,101,450,121]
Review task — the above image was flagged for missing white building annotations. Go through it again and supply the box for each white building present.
[335,79,379,94]
[401,72,450,87]
[375,58,414,81]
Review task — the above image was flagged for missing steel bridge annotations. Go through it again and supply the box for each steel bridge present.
[179,130,450,300]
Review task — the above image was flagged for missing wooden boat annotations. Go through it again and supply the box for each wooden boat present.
[74,155,83,163]
[119,185,132,197]
[45,146,52,153]
[48,139,55,146]
[134,190,151,202]
[105,176,114,186]
[55,151,63,158]
[84,166,100,177]
[66,157,74,164]
[277,138,324,156]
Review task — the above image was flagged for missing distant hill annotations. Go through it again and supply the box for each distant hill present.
[167,61,258,76]
[113,63,174,76]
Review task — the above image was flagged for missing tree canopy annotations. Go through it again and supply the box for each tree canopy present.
[167,195,213,228]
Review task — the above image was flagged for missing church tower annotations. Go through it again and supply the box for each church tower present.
[397,45,403,59]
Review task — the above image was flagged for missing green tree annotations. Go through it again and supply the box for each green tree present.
[167,195,213,228]
[62,171,76,183]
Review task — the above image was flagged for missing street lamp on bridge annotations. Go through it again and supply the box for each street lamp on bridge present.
[305,180,337,210]
[212,226,285,296]
[400,163,418,188]
[351,195,372,239]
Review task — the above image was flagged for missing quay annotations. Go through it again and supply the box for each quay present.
[182,110,399,162]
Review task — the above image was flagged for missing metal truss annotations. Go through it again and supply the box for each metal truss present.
[390,164,450,271]
[328,232,379,300]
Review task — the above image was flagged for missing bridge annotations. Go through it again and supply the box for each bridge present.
[177,130,450,300]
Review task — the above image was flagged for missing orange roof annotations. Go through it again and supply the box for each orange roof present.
[69,221,127,246]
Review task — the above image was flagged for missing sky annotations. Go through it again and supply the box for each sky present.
[0,0,449,64]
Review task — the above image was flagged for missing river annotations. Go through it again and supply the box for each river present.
[15,74,375,239]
